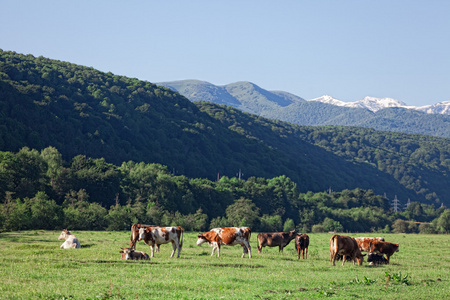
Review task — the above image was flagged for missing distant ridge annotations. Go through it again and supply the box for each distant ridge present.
[157,80,450,138]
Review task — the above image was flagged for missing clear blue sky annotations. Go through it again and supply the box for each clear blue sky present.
[1,1,449,106]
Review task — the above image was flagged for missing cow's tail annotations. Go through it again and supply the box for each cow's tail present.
[130,224,137,249]
[330,235,338,262]
[179,226,184,249]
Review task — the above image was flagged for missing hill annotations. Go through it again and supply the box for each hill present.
[1,50,449,207]
[157,80,450,138]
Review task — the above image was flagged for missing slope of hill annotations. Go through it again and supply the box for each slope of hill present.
[158,80,450,138]
[1,50,449,207]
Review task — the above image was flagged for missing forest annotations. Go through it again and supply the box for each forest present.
[0,147,448,234]
[0,49,449,233]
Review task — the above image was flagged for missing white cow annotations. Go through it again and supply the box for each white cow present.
[58,229,81,249]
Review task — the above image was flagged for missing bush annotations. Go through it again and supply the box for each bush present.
[312,224,324,233]
[283,218,295,232]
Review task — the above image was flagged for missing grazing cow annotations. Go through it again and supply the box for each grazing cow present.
[58,230,81,249]
[355,237,385,252]
[367,253,388,265]
[119,248,150,260]
[329,235,365,266]
[294,234,310,259]
[369,241,399,263]
[257,230,297,253]
[139,226,183,258]
[129,224,160,252]
[197,227,252,258]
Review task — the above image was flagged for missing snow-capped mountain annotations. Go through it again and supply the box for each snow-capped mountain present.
[309,96,450,114]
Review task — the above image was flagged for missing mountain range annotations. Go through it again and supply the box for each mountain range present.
[1,50,449,208]
[157,80,450,138]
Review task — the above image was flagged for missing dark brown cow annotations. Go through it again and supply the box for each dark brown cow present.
[119,248,150,260]
[294,234,309,259]
[197,227,252,258]
[367,253,388,265]
[329,235,365,266]
[369,241,399,263]
[257,230,297,253]
[355,237,385,252]
[139,226,183,258]
[130,224,158,250]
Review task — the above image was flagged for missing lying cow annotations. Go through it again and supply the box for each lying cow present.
[257,230,297,253]
[355,237,385,252]
[119,248,150,260]
[197,227,252,258]
[58,229,81,249]
[329,234,365,266]
[367,253,388,265]
[294,234,309,259]
[139,226,183,258]
[129,224,160,252]
[369,241,399,263]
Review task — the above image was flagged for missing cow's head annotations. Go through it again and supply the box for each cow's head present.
[120,247,134,260]
[196,233,208,246]
[139,227,153,241]
[355,251,366,266]
[288,230,297,239]
[58,229,70,240]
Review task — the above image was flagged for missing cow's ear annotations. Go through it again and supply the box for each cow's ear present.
[119,250,124,253]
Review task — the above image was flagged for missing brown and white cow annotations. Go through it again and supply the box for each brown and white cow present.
[119,248,150,260]
[369,241,399,263]
[139,226,183,258]
[58,229,81,249]
[294,234,309,259]
[256,230,297,253]
[129,224,160,252]
[197,227,252,258]
[355,237,385,252]
[329,235,365,266]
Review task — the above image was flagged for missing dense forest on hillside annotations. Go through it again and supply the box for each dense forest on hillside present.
[0,50,449,209]
[1,147,448,233]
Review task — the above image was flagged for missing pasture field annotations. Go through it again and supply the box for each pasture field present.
[0,231,448,299]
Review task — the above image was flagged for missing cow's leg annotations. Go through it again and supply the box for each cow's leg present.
[342,255,347,266]
[155,244,160,253]
[150,243,155,258]
[386,255,390,264]
[217,244,221,257]
[331,252,336,266]
[169,241,176,258]
[245,241,252,258]
[211,242,217,256]
[304,248,308,259]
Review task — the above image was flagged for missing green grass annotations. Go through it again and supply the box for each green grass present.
[0,231,448,299]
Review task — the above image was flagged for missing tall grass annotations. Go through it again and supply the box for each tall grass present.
[0,231,448,299]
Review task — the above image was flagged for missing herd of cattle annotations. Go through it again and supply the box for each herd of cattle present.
[58,225,399,266]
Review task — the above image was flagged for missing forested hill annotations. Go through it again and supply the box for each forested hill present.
[1,50,449,207]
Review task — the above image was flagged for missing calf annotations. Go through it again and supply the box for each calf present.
[58,229,81,249]
[369,241,399,263]
[139,226,183,258]
[355,237,385,252]
[197,227,252,258]
[119,248,150,260]
[294,234,309,259]
[367,253,388,265]
[129,224,160,252]
[329,235,365,266]
[257,230,297,253]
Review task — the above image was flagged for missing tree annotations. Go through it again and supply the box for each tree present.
[392,219,408,233]
[28,191,63,230]
[225,197,260,228]
[434,209,450,233]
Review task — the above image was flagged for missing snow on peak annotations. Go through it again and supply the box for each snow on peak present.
[310,96,416,112]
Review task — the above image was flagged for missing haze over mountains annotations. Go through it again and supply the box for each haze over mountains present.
[158,80,450,138]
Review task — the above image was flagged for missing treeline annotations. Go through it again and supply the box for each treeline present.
[1,147,448,233]
[1,50,449,208]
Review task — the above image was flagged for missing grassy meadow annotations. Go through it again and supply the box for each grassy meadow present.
[0,230,448,299]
